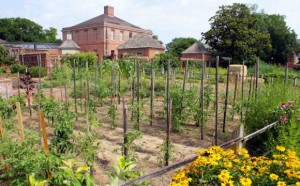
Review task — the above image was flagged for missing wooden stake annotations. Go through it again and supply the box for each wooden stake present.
[16,102,24,143]
[86,61,90,101]
[232,74,239,121]
[180,60,188,122]
[215,56,219,145]
[73,60,78,120]
[222,60,231,133]
[17,72,20,98]
[122,95,128,157]
[200,59,205,139]
[240,61,245,122]
[150,59,154,126]
[131,59,136,121]
[255,59,259,100]
[0,120,3,138]
[136,60,140,130]
[165,60,171,166]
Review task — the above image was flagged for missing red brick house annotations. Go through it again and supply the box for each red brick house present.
[181,42,211,62]
[117,33,164,60]
[62,6,152,60]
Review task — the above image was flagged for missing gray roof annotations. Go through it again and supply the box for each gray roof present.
[64,14,141,30]
[117,33,165,50]
[181,41,209,54]
[3,42,60,49]
[59,39,80,50]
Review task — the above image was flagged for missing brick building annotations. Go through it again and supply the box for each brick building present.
[2,42,61,73]
[181,41,211,62]
[62,6,152,60]
[117,33,164,60]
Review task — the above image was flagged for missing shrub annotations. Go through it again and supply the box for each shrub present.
[170,146,300,186]
[28,66,47,77]
[10,64,26,74]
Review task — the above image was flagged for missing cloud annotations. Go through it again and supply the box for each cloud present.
[1,0,300,44]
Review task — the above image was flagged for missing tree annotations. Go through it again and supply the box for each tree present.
[0,17,61,43]
[152,35,163,45]
[166,37,197,57]
[153,53,180,70]
[254,13,299,64]
[202,3,271,63]
[44,27,62,43]
[0,46,15,65]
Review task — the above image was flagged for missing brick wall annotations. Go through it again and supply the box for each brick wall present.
[118,48,164,59]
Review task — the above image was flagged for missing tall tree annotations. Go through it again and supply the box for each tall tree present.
[202,3,271,63]
[166,37,197,57]
[254,13,299,64]
[0,17,60,43]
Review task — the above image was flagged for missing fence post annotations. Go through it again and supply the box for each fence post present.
[215,56,219,145]
[237,125,244,151]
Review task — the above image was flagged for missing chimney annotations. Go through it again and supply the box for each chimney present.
[104,6,114,16]
[67,32,72,40]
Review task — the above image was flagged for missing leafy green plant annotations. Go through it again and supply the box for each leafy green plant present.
[29,66,47,77]
[124,130,143,156]
[106,156,147,186]
[51,103,76,153]
[10,63,26,74]
[53,159,95,186]
[156,140,174,166]
[107,104,117,129]
[29,174,47,186]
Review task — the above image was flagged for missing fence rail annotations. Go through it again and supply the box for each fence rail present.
[120,121,280,186]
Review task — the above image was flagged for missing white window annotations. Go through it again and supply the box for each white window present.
[111,30,115,40]
[120,31,124,41]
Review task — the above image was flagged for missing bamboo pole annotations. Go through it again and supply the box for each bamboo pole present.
[165,60,171,166]
[40,112,49,154]
[122,95,128,158]
[85,82,90,137]
[222,60,231,133]
[118,70,121,104]
[200,58,205,139]
[16,102,24,143]
[50,60,53,97]
[150,59,154,126]
[0,120,3,138]
[215,56,219,145]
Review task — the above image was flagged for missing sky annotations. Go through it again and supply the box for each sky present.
[0,0,299,45]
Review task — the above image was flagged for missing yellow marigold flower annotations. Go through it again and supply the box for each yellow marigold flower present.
[296,182,300,186]
[238,148,250,158]
[224,162,233,168]
[276,146,286,152]
[221,180,234,186]
[277,181,286,186]
[240,177,252,186]
[284,169,297,178]
[240,166,251,173]
[270,173,279,181]
[218,170,232,182]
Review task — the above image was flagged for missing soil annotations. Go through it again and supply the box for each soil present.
[5,76,243,186]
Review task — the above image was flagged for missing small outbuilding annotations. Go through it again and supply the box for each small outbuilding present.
[59,33,80,55]
[181,41,211,62]
[117,33,164,60]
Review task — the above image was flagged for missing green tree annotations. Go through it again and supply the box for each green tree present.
[166,37,197,57]
[0,45,15,65]
[152,35,163,45]
[0,17,60,43]
[254,12,299,64]
[44,27,62,43]
[153,53,180,70]
[202,3,271,63]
